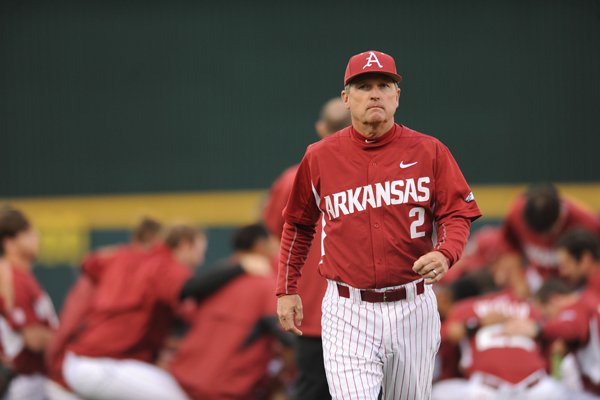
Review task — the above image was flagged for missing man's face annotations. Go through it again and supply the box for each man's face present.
[179,235,207,269]
[558,248,586,287]
[190,235,207,268]
[253,236,279,258]
[342,74,400,128]
[4,227,39,262]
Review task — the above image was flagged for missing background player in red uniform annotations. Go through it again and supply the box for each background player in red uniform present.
[497,183,600,293]
[45,217,163,400]
[555,229,600,294]
[504,229,600,398]
[169,224,293,400]
[263,97,350,400]
[277,50,481,399]
[434,255,568,400]
[0,206,58,400]
[63,225,271,400]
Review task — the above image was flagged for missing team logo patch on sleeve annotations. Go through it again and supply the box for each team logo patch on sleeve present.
[465,192,475,203]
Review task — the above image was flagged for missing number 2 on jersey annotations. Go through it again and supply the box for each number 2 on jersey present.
[409,207,425,239]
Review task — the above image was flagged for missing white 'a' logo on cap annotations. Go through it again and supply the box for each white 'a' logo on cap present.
[363,52,383,69]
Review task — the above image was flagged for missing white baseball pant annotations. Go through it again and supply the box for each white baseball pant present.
[431,371,570,400]
[63,352,189,400]
[3,374,47,400]
[322,279,440,400]
[46,380,81,400]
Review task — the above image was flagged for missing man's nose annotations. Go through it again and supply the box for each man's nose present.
[369,87,382,99]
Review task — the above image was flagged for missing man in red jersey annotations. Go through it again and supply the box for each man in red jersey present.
[504,230,600,398]
[433,252,568,400]
[555,229,600,294]
[276,50,481,399]
[0,206,58,400]
[263,97,350,400]
[170,224,293,400]
[63,224,271,400]
[45,217,163,400]
[497,183,600,293]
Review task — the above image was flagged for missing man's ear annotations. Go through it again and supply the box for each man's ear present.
[341,89,350,109]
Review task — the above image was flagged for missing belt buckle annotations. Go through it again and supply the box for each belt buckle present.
[382,291,387,302]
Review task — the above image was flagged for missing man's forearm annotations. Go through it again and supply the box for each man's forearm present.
[435,216,472,267]
[276,222,315,296]
[22,326,53,353]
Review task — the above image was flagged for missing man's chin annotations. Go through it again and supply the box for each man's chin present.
[364,116,387,125]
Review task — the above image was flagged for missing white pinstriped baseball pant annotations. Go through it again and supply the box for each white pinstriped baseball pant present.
[322,279,441,400]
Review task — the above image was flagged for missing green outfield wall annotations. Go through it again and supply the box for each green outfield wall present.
[2,0,599,198]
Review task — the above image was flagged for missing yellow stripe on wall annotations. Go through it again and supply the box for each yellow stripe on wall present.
[473,183,600,219]
[1,183,599,230]
[0,191,266,229]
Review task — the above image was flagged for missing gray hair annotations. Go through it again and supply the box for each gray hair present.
[344,81,398,93]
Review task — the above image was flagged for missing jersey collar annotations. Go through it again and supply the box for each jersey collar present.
[350,123,399,148]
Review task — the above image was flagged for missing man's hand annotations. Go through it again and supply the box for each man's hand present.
[412,251,449,284]
[502,318,538,338]
[277,294,303,336]
[239,254,271,276]
[480,312,510,327]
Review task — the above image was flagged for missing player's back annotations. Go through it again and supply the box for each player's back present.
[446,290,545,384]
[68,244,191,362]
[169,272,277,400]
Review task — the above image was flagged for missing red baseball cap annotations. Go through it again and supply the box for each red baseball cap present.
[344,50,402,85]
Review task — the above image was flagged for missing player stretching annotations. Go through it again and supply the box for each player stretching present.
[0,206,58,400]
[63,225,270,400]
[276,50,481,399]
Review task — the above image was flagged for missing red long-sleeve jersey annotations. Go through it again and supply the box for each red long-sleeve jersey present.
[277,124,481,295]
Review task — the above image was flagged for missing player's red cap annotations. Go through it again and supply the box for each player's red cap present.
[344,50,402,86]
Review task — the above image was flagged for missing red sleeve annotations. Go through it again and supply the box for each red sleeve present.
[81,253,104,283]
[153,263,192,307]
[276,148,322,296]
[276,223,315,296]
[435,217,472,268]
[81,247,119,284]
[263,165,298,238]
[432,143,482,266]
[542,303,590,343]
[281,147,322,227]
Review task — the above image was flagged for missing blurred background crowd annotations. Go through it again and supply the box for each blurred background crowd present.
[1,1,599,399]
